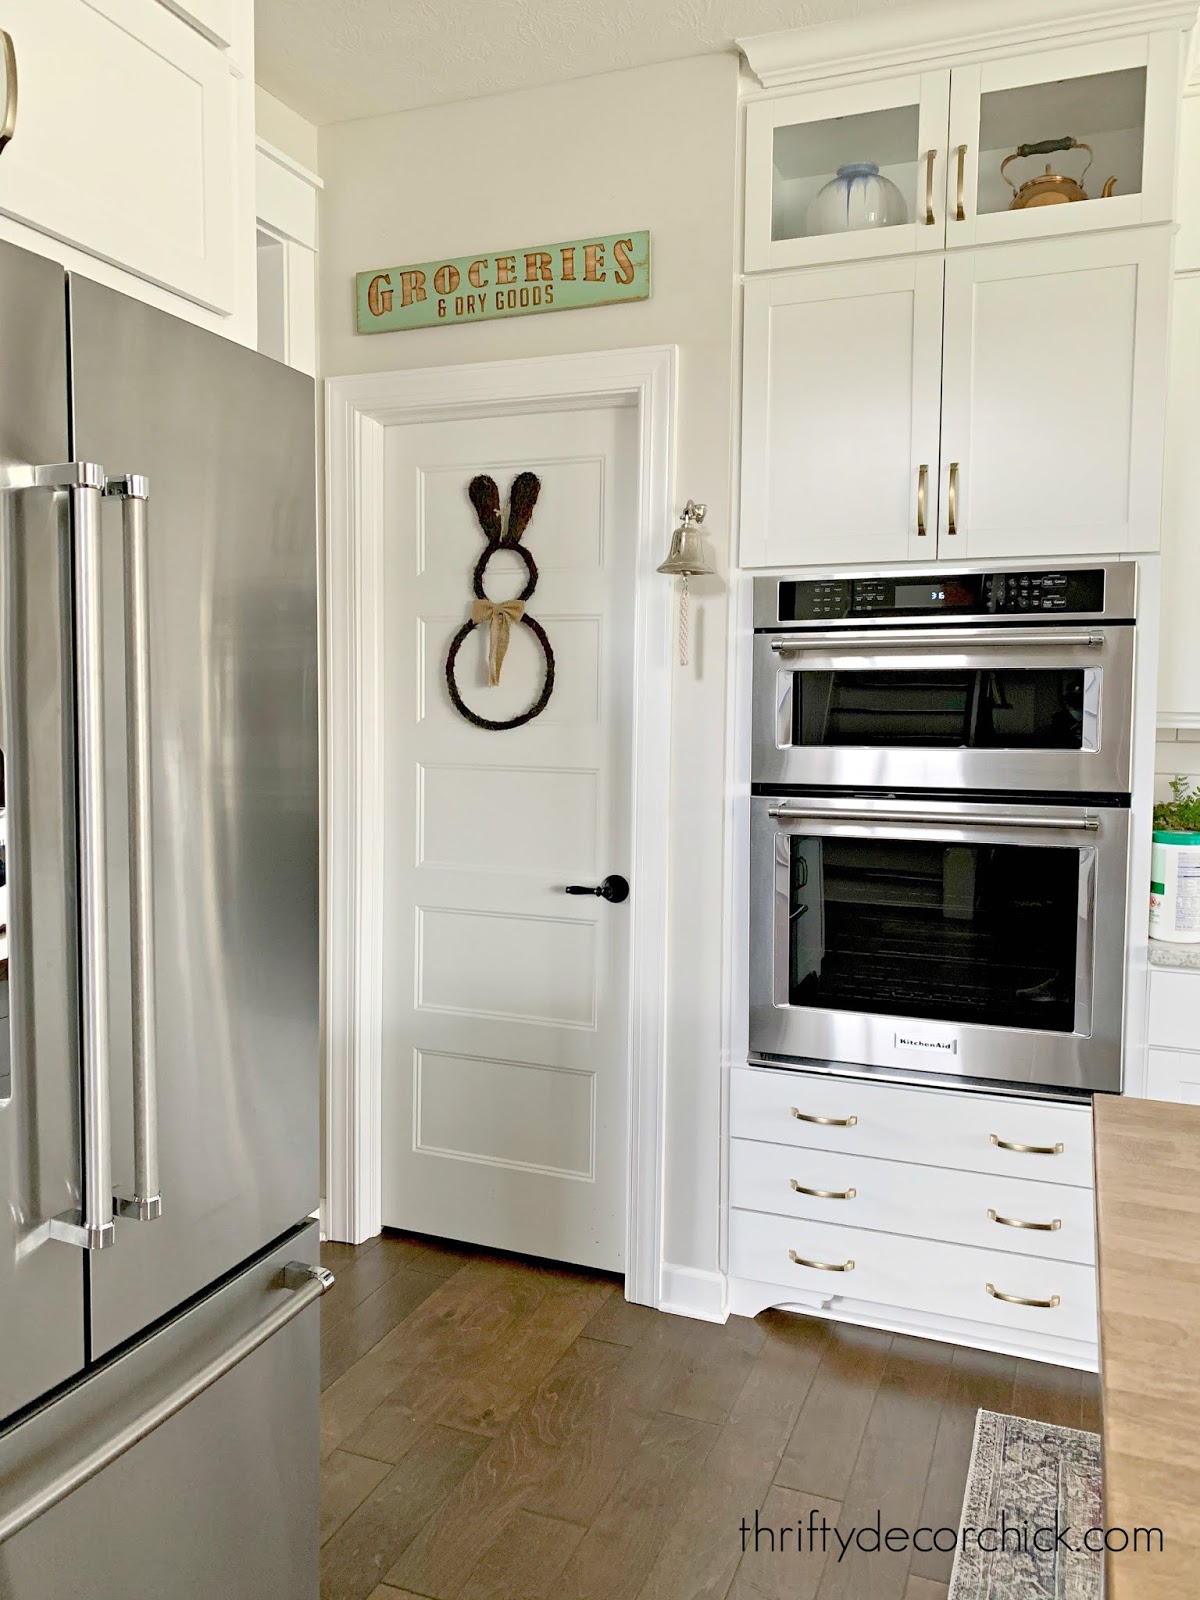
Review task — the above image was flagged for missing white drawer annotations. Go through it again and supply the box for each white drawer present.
[728,1207,1097,1347]
[1148,969,1200,1052]
[729,1138,1095,1264]
[731,1065,1093,1187]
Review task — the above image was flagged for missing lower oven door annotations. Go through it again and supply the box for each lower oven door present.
[749,794,1129,1093]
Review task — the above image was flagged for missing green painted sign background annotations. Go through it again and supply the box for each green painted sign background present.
[355,230,650,334]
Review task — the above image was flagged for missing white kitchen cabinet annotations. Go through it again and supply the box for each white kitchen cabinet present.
[741,228,1170,568]
[945,32,1181,250]
[744,71,951,272]
[741,20,1185,272]
[740,256,945,568]
[1160,260,1200,726]
[938,228,1171,560]
[1146,1047,1200,1104]
[0,0,242,316]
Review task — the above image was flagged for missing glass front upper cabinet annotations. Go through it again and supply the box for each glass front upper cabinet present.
[744,73,952,270]
[743,31,1183,270]
[945,35,1178,247]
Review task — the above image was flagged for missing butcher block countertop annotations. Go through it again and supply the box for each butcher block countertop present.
[1094,1095,1200,1599]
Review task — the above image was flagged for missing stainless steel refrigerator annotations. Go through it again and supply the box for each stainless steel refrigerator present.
[0,238,326,1598]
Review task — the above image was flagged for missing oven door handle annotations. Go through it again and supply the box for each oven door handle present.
[765,805,1100,832]
[769,628,1106,653]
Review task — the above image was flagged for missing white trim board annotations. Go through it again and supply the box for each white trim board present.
[323,346,677,1310]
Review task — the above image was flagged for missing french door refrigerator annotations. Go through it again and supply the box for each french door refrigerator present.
[0,239,326,1598]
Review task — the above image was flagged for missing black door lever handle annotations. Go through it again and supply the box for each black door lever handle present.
[564,874,630,904]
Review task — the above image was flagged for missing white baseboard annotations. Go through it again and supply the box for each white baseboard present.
[658,1264,729,1323]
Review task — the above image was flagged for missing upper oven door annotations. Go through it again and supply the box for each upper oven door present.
[748,794,1128,1093]
[753,624,1134,794]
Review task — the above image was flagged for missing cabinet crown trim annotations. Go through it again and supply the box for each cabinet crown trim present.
[739,0,1197,89]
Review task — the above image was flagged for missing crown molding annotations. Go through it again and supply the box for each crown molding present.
[739,0,1198,91]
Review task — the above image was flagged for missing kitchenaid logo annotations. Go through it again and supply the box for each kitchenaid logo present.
[895,1032,958,1056]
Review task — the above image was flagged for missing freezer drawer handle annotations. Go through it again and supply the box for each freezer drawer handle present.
[0,462,116,1251]
[0,1261,334,1546]
[106,474,162,1223]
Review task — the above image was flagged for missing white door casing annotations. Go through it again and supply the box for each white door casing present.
[324,348,674,1304]
[384,405,636,1270]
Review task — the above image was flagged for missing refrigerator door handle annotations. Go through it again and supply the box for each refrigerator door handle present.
[0,462,116,1251]
[0,1261,334,1545]
[106,474,161,1223]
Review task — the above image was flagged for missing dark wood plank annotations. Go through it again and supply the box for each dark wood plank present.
[384,1335,631,1598]
[909,1345,1016,1585]
[437,1274,615,1436]
[320,1266,444,1390]
[1010,1357,1084,1430]
[815,1334,953,1600]
[320,1449,391,1546]
[457,1510,587,1600]
[774,1322,893,1499]
[581,1291,665,1347]
[319,1424,488,1600]
[660,1312,769,1425]
[321,1237,433,1330]
[554,1410,720,1600]
[637,1310,830,1600]
[344,1264,553,1462]
[1079,1370,1102,1436]
[727,1486,840,1600]
[374,1228,486,1280]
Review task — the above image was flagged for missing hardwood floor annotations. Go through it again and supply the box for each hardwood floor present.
[319,1232,1099,1600]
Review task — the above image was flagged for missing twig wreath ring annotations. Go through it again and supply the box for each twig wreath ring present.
[444,471,556,731]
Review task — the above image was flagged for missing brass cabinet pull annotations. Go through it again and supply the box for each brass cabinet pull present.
[790,1249,854,1272]
[990,1134,1064,1157]
[791,1179,856,1200]
[986,1282,1060,1310]
[924,149,936,224]
[791,1108,857,1127]
[0,30,16,155]
[947,462,959,535]
[988,1208,1061,1232]
[955,143,967,221]
[917,463,928,536]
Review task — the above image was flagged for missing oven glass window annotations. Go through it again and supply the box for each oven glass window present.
[791,669,1087,749]
[787,837,1080,1032]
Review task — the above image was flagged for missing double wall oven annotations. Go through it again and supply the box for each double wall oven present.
[749,563,1137,1095]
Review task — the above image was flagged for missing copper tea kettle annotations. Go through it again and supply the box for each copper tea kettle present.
[1001,137,1117,209]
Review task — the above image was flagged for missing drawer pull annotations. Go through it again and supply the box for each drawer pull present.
[789,1249,854,1273]
[791,1179,856,1201]
[990,1134,1064,1157]
[791,1108,857,1128]
[986,1282,1060,1310]
[987,1208,1061,1233]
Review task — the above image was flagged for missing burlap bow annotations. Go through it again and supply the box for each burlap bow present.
[471,598,526,685]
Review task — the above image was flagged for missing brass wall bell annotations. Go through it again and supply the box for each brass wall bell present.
[1001,136,1117,209]
[658,500,715,666]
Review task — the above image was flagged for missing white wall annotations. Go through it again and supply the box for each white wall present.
[318,53,741,1284]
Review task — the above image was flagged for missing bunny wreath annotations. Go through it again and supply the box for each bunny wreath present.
[444,471,556,731]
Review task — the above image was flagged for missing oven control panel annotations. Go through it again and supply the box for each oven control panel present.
[775,568,1107,624]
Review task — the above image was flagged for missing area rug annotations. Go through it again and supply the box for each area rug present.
[948,1410,1102,1599]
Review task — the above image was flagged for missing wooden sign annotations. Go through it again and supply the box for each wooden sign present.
[355,230,650,334]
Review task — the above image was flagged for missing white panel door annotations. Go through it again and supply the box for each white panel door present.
[0,1,237,312]
[381,403,638,1271]
[939,228,1172,559]
[740,256,944,569]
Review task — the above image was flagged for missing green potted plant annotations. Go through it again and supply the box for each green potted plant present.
[1150,776,1200,942]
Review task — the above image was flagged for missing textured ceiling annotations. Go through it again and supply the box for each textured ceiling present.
[255,0,910,126]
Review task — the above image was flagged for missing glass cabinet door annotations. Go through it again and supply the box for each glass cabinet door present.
[946,33,1180,247]
[745,72,951,270]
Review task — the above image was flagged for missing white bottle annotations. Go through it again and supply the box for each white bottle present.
[1149,830,1200,942]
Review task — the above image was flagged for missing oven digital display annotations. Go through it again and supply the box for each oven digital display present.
[895,582,950,609]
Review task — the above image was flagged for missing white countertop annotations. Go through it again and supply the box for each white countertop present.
[1149,940,1200,972]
